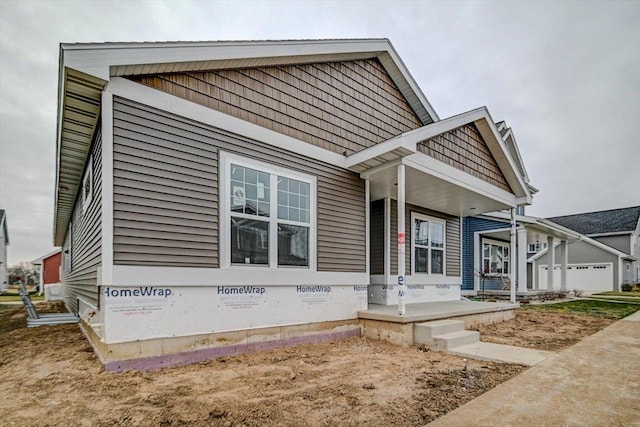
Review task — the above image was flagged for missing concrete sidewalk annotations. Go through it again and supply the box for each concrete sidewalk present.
[428,311,640,426]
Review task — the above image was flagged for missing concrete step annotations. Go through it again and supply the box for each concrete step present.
[414,320,465,344]
[431,330,480,350]
[449,342,555,366]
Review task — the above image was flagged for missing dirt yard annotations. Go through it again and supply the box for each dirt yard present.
[0,303,614,426]
[476,308,615,351]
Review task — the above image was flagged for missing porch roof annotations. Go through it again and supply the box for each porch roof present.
[477,213,582,243]
[346,108,532,217]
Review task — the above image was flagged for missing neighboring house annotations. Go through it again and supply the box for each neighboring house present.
[537,206,640,290]
[461,122,581,295]
[529,235,630,292]
[32,249,63,299]
[462,213,580,294]
[53,39,531,369]
[0,209,8,292]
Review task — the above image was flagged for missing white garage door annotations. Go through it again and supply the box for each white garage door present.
[539,263,613,292]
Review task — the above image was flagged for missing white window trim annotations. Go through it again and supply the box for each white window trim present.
[410,212,446,276]
[219,150,317,271]
[82,157,93,211]
[482,237,510,276]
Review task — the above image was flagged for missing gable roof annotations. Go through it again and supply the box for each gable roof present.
[0,209,8,244]
[547,206,640,235]
[495,121,538,195]
[54,38,440,245]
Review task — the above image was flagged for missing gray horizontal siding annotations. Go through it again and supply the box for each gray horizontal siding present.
[62,127,102,312]
[390,200,460,277]
[592,235,630,255]
[113,97,365,272]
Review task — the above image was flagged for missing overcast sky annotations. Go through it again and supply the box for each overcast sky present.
[1,0,639,264]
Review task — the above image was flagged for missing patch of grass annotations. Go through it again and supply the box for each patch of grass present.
[521,300,640,319]
[592,291,640,298]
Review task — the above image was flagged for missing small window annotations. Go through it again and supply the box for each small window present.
[528,242,547,253]
[627,263,631,272]
[411,213,446,275]
[482,239,510,275]
[82,157,93,210]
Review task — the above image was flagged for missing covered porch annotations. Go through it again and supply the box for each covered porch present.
[471,214,580,294]
[346,108,532,311]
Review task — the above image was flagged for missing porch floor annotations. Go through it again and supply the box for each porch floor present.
[358,300,519,324]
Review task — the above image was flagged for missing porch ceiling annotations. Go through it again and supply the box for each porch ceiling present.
[367,162,514,217]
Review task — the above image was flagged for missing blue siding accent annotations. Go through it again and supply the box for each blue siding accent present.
[462,217,509,290]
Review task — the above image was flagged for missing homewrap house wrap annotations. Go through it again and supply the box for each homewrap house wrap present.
[54,39,532,370]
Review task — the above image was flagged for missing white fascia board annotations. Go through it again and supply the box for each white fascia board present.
[537,218,583,239]
[380,44,440,122]
[402,153,517,208]
[108,77,347,167]
[502,128,531,184]
[61,39,391,81]
[110,266,368,286]
[345,130,417,169]
[473,110,531,201]
[481,212,580,240]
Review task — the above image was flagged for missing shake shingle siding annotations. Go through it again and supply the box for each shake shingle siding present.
[112,97,366,272]
[128,59,424,157]
[61,127,102,312]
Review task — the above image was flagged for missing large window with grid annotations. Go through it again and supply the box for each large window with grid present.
[411,213,446,275]
[223,153,315,269]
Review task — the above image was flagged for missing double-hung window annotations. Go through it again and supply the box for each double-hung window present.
[223,152,315,269]
[482,239,509,275]
[411,213,445,275]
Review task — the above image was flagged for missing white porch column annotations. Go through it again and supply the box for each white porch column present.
[397,164,406,315]
[547,236,555,291]
[517,227,527,292]
[510,209,517,303]
[560,240,568,291]
[365,179,370,276]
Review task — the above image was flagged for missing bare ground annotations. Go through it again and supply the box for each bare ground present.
[0,303,613,426]
[476,309,615,351]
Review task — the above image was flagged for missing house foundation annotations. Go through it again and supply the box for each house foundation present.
[82,319,362,372]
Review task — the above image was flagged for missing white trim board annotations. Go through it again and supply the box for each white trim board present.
[100,90,114,288]
[107,77,347,168]
[110,266,368,286]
